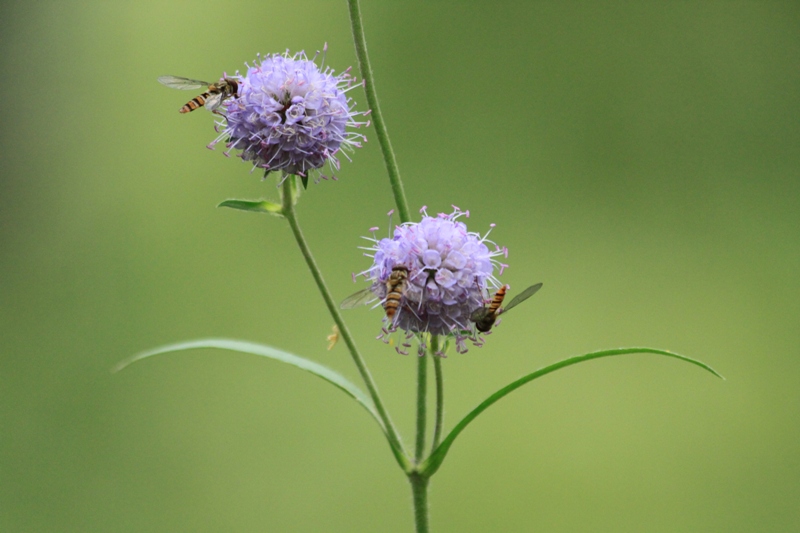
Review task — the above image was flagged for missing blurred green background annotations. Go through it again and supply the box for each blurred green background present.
[2,1,798,531]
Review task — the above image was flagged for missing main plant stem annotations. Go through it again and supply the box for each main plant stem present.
[281,178,409,471]
[410,345,435,533]
[347,0,411,224]
[409,472,430,533]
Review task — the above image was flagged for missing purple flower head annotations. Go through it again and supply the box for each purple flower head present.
[358,207,509,354]
[210,48,369,181]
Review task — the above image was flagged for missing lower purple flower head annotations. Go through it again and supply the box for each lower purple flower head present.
[358,207,509,354]
[210,48,369,180]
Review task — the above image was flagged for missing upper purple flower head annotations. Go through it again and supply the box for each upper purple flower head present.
[359,207,509,354]
[210,48,368,180]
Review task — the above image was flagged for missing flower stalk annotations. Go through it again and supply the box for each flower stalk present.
[280,177,410,471]
[415,353,428,463]
[431,338,444,454]
[347,0,411,223]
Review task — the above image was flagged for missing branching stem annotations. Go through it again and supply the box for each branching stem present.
[348,4,432,530]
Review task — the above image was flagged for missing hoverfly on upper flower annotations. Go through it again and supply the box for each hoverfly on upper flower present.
[157,75,239,114]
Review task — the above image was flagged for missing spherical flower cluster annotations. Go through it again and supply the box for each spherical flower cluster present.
[210,49,369,180]
[358,207,508,354]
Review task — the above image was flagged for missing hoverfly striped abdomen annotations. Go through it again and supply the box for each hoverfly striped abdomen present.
[158,76,239,114]
[179,93,210,114]
[471,285,507,333]
[383,266,409,321]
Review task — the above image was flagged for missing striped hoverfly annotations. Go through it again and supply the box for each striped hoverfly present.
[470,282,543,333]
[340,266,409,323]
[157,75,239,114]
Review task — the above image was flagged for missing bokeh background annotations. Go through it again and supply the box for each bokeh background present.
[2,1,798,531]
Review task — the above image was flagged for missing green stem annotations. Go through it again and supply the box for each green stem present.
[430,337,444,454]
[280,178,410,471]
[415,351,428,462]
[409,472,430,533]
[347,0,411,223]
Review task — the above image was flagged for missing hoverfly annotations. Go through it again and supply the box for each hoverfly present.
[340,266,409,322]
[157,75,239,114]
[383,266,409,320]
[470,282,543,333]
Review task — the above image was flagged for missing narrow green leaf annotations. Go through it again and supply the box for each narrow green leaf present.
[420,347,722,476]
[218,199,283,216]
[113,338,384,431]
[300,174,309,190]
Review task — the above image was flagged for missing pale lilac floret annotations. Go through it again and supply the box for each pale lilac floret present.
[209,48,369,180]
[358,207,507,354]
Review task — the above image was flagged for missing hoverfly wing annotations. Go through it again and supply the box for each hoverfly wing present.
[340,288,377,309]
[501,283,543,314]
[470,306,489,322]
[157,75,211,90]
[204,92,224,112]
